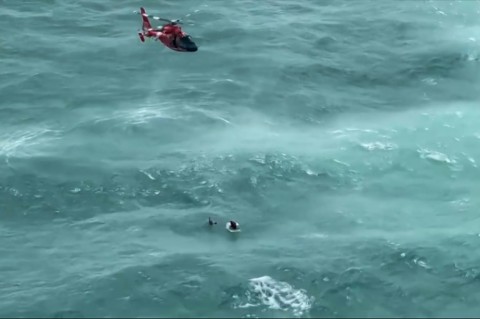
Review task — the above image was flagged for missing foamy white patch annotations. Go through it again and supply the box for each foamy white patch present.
[235,276,313,317]
[182,102,480,160]
[333,159,351,167]
[467,157,477,167]
[249,155,266,165]
[345,127,378,134]
[117,106,180,125]
[422,77,437,86]
[329,129,344,135]
[211,78,236,84]
[300,233,328,239]
[360,141,396,151]
[418,148,456,164]
[140,170,156,180]
[0,128,60,157]
[104,103,233,127]
[184,105,232,125]
[450,197,470,212]
[467,53,479,61]
[413,257,430,269]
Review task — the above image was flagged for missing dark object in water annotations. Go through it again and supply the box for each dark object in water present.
[229,221,238,230]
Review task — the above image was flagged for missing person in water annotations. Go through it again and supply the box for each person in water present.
[208,218,240,232]
[227,220,239,231]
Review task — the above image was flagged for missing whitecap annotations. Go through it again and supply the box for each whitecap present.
[235,276,314,317]
[300,233,328,239]
[140,170,156,180]
[184,106,233,125]
[467,157,477,167]
[333,159,350,167]
[0,128,60,158]
[422,77,437,86]
[418,148,456,164]
[360,141,396,151]
[119,106,180,125]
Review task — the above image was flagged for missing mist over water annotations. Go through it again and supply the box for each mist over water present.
[1,0,480,317]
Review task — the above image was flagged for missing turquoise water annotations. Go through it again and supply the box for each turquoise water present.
[2,0,480,317]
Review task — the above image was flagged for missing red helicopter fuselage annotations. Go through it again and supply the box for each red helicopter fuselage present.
[137,7,198,52]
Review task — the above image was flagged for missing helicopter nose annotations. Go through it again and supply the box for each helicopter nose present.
[177,35,198,52]
[187,45,198,52]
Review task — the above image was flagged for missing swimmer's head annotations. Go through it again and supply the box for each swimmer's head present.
[229,221,238,230]
[208,217,217,225]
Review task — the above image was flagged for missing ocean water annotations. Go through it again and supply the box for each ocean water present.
[1,0,480,317]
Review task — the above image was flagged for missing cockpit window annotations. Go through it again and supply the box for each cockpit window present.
[177,35,197,51]
[179,35,194,45]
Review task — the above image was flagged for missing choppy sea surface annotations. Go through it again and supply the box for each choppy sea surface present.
[2,0,480,317]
